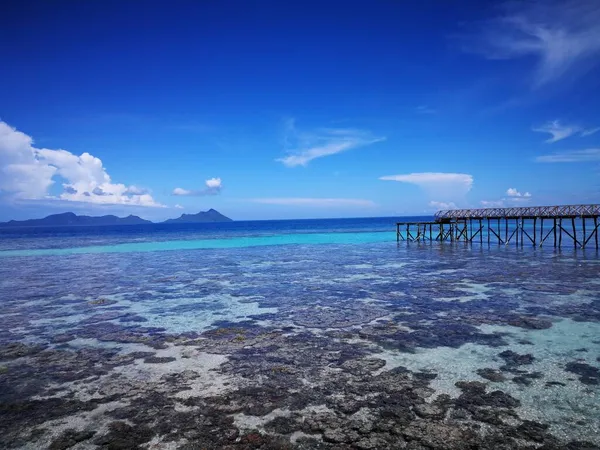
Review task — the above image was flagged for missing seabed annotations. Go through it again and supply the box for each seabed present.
[0,242,599,449]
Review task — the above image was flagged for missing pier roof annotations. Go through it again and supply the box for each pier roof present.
[434,204,600,221]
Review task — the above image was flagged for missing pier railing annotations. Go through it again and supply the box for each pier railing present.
[397,204,600,249]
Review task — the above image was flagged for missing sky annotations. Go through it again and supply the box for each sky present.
[1,0,600,221]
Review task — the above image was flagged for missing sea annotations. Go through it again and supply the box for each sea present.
[0,217,599,449]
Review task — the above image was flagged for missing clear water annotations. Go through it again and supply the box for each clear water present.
[0,217,599,449]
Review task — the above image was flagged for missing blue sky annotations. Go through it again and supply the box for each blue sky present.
[1,0,599,221]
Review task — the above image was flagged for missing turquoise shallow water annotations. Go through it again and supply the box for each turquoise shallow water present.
[0,231,392,257]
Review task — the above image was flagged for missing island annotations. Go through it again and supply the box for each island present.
[161,208,233,224]
[0,209,232,227]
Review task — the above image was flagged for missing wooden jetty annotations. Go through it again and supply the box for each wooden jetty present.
[396,204,600,249]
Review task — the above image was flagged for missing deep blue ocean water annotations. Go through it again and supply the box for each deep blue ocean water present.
[0,217,599,448]
[0,216,419,253]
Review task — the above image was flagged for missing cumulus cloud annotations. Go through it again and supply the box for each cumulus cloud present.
[249,198,376,207]
[536,148,600,162]
[172,178,222,196]
[461,0,600,86]
[428,201,457,210]
[277,119,385,167]
[532,120,598,143]
[380,172,473,203]
[125,185,149,195]
[174,204,184,209]
[0,121,162,207]
[205,177,221,189]
[506,188,531,197]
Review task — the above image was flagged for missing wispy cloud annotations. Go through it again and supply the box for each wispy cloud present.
[482,188,534,207]
[0,121,163,207]
[416,105,436,115]
[481,198,531,208]
[581,127,600,137]
[506,188,531,197]
[249,198,376,207]
[533,120,598,143]
[533,120,581,143]
[173,178,222,196]
[461,0,600,86]
[536,148,600,162]
[428,201,457,210]
[380,172,473,186]
[277,119,385,167]
[480,200,506,208]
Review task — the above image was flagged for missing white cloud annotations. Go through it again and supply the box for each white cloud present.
[380,172,473,202]
[249,198,376,208]
[428,201,457,210]
[277,119,385,167]
[174,204,184,209]
[172,178,222,196]
[172,187,191,196]
[0,121,162,207]
[506,188,531,197]
[536,148,600,162]
[462,0,600,86]
[205,177,222,189]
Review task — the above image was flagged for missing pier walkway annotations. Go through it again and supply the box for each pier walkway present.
[396,204,600,248]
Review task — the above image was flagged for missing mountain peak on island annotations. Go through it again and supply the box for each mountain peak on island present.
[161,209,232,224]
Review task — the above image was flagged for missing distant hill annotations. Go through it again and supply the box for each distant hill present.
[162,208,232,224]
[0,209,233,227]
[0,212,152,228]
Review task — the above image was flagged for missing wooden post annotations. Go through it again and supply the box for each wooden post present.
[505,218,508,244]
[469,218,472,241]
[406,224,409,242]
[572,218,577,248]
[595,217,599,249]
[582,218,586,248]
[553,219,557,248]
[497,218,501,245]
[397,223,400,242]
[479,219,483,244]
[533,217,537,246]
[540,218,543,247]
[520,218,524,247]
[515,219,519,247]
[559,219,562,248]
[487,218,490,245]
